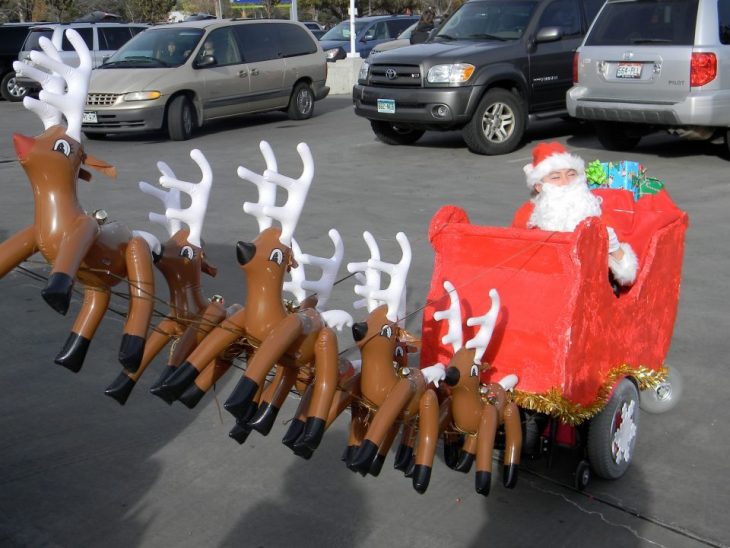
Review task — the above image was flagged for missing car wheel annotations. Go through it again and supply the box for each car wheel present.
[462,88,525,155]
[167,95,195,141]
[595,122,642,151]
[287,82,314,120]
[587,378,640,480]
[83,132,107,141]
[370,121,425,145]
[1,71,28,102]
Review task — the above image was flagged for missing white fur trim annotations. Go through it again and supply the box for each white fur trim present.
[523,152,585,188]
[609,242,638,286]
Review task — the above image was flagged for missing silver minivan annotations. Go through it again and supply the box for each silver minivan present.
[82,19,329,141]
[567,0,730,153]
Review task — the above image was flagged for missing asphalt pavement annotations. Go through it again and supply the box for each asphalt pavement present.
[0,97,728,548]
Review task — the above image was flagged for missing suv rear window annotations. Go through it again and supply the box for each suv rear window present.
[23,28,54,51]
[584,0,698,46]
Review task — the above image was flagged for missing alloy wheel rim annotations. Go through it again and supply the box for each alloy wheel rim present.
[297,89,312,114]
[481,101,515,143]
[8,77,26,98]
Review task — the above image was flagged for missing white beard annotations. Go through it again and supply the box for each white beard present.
[528,177,602,232]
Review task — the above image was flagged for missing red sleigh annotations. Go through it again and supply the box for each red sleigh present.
[420,188,688,486]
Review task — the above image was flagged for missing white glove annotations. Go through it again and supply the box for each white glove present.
[606,226,620,254]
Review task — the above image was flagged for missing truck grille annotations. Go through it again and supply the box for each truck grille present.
[369,64,422,87]
[86,93,122,106]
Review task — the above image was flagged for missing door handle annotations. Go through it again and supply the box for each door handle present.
[250,68,260,76]
[238,70,248,77]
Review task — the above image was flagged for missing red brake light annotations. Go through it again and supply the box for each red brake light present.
[573,52,580,84]
[690,52,717,87]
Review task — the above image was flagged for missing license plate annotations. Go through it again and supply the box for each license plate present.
[377,99,395,114]
[82,111,98,124]
[616,62,642,79]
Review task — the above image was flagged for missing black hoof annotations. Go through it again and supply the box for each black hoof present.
[393,444,413,472]
[248,402,280,435]
[455,451,475,473]
[157,361,200,402]
[149,365,177,393]
[503,463,519,489]
[349,440,378,475]
[412,465,432,494]
[341,445,358,467]
[293,417,326,452]
[54,332,90,373]
[369,454,385,477]
[178,384,206,409]
[292,444,314,460]
[282,419,305,450]
[444,441,461,469]
[404,456,416,478]
[476,471,492,496]
[229,421,253,444]
[118,334,145,371]
[42,272,74,315]
[223,377,259,420]
[104,372,135,405]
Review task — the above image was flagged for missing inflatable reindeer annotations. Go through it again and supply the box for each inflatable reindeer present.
[104,150,234,405]
[0,29,154,371]
[345,231,447,494]
[434,281,522,496]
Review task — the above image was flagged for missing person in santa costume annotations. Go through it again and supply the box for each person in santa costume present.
[522,141,638,286]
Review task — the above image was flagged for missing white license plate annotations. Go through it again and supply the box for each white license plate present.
[616,62,642,79]
[377,99,395,114]
[82,111,98,124]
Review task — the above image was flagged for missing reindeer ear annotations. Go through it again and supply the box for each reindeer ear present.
[83,153,117,178]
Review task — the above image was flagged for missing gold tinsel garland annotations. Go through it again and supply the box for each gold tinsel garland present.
[511,364,668,426]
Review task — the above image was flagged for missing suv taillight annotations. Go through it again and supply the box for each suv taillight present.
[690,52,717,87]
[573,52,579,84]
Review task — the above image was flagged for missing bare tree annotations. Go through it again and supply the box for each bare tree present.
[124,0,175,22]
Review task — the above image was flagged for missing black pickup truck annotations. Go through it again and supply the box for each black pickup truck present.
[0,22,38,101]
[353,0,604,155]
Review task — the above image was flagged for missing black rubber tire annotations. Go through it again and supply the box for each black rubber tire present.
[287,82,315,120]
[83,132,107,141]
[462,88,525,155]
[167,95,195,141]
[1,71,28,102]
[587,378,640,480]
[595,122,642,151]
[370,120,425,145]
[574,459,591,491]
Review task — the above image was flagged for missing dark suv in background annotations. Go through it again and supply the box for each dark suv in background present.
[353,0,604,155]
[0,22,39,101]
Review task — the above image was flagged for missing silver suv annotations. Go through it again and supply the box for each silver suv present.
[567,0,730,153]
[82,19,329,141]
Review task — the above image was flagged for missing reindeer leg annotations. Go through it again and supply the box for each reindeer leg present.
[224,314,303,420]
[179,355,233,409]
[105,317,177,405]
[42,216,99,315]
[502,402,522,488]
[326,373,360,428]
[350,377,416,474]
[455,434,478,473]
[229,384,263,444]
[53,286,110,373]
[475,405,499,496]
[0,226,37,278]
[412,389,439,494]
[370,423,399,477]
[249,365,298,435]
[118,236,155,371]
[283,382,313,457]
[438,399,460,469]
[343,403,368,469]
[394,423,417,472]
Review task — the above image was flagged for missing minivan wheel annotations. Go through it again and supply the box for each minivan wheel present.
[288,82,314,120]
[370,121,425,145]
[1,71,28,102]
[463,88,525,155]
[167,95,195,141]
[595,122,642,151]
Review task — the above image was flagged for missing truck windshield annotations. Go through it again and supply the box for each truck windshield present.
[102,28,204,68]
[435,0,537,41]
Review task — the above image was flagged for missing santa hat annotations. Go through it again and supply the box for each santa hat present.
[523,142,585,189]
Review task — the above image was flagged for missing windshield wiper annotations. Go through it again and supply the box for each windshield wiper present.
[631,38,671,44]
[467,33,508,41]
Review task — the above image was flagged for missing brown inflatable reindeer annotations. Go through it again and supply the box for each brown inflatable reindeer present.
[434,281,522,496]
[1,29,154,371]
[345,231,448,494]
[104,150,233,405]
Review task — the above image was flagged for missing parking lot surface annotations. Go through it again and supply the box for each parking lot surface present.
[0,97,728,548]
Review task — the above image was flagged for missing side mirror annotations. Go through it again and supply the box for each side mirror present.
[535,26,563,43]
[195,55,216,68]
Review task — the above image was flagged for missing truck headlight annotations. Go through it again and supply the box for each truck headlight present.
[426,64,475,84]
[123,91,161,102]
[358,61,370,81]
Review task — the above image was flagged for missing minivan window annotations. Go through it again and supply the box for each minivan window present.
[538,0,582,35]
[274,23,317,57]
[200,27,241,65]
[234,24,278,63]
[584,0,698,46]
[61,27,93,50]
[719,0,730,43]
[103,28,203,68]
[434,0,538,41]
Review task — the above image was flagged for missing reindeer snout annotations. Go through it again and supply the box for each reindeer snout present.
[444,367,460,386]
[12,133,34,161]
[352,321,368,342]
[236,242,256,265]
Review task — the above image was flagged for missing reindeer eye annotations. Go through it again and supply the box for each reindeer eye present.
[53,139,71,156]
[394,346,404,357]
[180,245,195,260]
[470,364,479,377]
[379,325,393,338]
[269,248,284,265]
